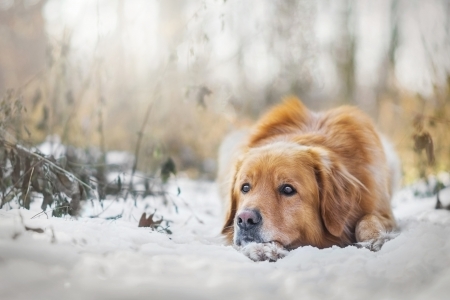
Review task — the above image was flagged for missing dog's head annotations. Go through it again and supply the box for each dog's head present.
[221,140,362,250]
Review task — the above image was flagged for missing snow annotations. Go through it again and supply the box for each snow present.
[1,178,450,300]
[105,151,134,168]
[35,135,66,158]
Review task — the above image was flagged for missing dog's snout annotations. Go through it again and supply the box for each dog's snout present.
[237,209,261,230]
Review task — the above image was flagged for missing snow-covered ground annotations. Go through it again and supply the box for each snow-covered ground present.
[1,177,450,300]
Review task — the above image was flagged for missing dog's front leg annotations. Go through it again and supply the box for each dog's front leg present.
[355,214,398,251]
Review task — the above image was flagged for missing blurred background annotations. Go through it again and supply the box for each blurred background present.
[1,0,449,183]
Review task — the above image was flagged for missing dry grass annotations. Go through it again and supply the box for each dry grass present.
[377,85,450,184]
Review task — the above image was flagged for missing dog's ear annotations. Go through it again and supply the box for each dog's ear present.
[248,97,310,147]
[221,159,242,243]
[315,156,361,237]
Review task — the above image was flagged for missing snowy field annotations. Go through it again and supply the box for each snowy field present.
[1,176,450,300]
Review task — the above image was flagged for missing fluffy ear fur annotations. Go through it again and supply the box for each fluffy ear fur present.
[221,197,236,242]
[248,97,310,147]
[315,156,362,238]
[221,159,242,243]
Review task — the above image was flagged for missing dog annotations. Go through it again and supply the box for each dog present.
[217,97,400,261]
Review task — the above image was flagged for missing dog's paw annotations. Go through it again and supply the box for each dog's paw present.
[239,242,289,262]
[355,231,399,251]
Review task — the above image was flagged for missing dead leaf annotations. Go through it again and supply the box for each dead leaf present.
[413,131,435,165]
[138,212,163,228]
[197,86,212,108]
[160,157,176,183]
[435,190,450,211]
[24,226,44,233]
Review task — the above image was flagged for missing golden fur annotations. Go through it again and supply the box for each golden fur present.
[219,97,397,256]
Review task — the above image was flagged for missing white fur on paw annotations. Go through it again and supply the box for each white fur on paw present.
[239,242,289,262]
[357,231,399,251]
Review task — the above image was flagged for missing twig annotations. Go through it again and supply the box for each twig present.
[30,205,69,219]
[23,167,34,204]
[88,198,117,218]
[105,211,123,220]
[168,190,204,224]
[31,209,49,219]
[50,226,57,243]
[123,100,154,200]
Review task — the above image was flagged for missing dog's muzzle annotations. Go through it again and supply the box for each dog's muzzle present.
[234,209,264,246]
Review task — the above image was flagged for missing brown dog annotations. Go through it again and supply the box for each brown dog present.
[217,97,399,261]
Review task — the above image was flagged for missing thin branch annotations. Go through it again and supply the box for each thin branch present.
[88,197,117,218]
[167,189,204,224]
[23,167,34,204]
[31,209,49,219]
[123,97,155,200]
[30,206,70,219]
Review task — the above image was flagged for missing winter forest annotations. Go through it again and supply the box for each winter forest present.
[1,1,450,299]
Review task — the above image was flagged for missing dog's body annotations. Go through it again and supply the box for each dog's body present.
[218,97,399,261]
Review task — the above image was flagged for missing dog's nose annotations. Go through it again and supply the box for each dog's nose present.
[237,209,261,230]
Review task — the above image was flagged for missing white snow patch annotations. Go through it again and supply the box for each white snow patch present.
[1,179,450,300]
[106,151,134,167]
[35,135,66,158]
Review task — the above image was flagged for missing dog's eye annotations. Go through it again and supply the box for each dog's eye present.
[241,183,251,194]
[280,184,296,196]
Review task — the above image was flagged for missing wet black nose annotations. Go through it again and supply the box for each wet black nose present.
[236,209,262,230]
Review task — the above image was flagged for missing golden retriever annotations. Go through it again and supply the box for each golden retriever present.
[217,97,399,261]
